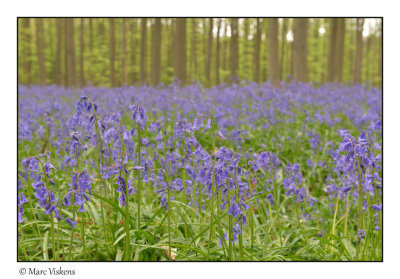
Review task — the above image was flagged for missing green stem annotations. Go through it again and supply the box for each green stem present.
[354,155,364,261]
[79,212,86,260]
[68,207,76,261]
[123,164,131,261]
[137,123,142,229]
[330,192,340,254]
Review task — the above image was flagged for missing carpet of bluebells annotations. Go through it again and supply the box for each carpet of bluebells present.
[17,81,382,261]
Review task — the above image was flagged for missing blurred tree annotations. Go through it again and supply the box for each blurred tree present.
[293,18,308,82]
[174,18,186,84]
[35,19,46,85]
[354,18,364,84]
[279,18,287,80]
[80,18,86,87]
[269,18,279,85]
[140,18,147,84]
[215,18,222,85]
[151,18,162,86]
[65,18,76,87]
[109,18,116,87]
[21,19,32,85]
[205,18,213,86]
[230,18,239,83]
[122,19,128,86]
[253,18,261,84]
[55,18,62,85]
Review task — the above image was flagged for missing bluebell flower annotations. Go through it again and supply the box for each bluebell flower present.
[65,218,77,228]
[228,202,241,218]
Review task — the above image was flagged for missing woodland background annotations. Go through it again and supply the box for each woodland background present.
[17,18,382,88]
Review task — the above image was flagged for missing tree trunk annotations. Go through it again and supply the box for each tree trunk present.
[55,18,62,86]
[130,19,137,84]
[174,18,186,85]
[354,18,364,84]
[293,18,308,82]
[21,19,32,85]
[151,18,162,86]
[35,19,46,85]
[65,18,76,87]
[205,18,213,86]
[268,18,280,85]
[140,18,147,84]
[230,18,239,83]
[191,19,198,80]
[327,19,337,82]
[222,20,228,79]
[122,19,128,86]
[253,18,262,84]
[215,19,222,85]
[280,18,288,80]
[80,18,85,87]
[109,18,116,87]
[334,19,346,83]
[22,18,32,85]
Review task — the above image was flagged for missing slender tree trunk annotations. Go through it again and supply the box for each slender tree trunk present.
[253,18,262,84]
[174,18,186,85]
[354,18,364,84]
[108,18,116,87]
[55,19,62,86]
[222,20,228,81]
[65,18,76,87]
[122,19,128,86]
[293,18,308,82]
[205,18,213,86]
[35,19,46,85]
[269,18,280,85]
[80,18,85,87]
[130,19,137,84]
[230,18,239,83]
[140,18,147,84]
[21,18,31,85]
[280,18,288,80]
[327,18,338,82]
[191,19,198,80]
[151,18,162,86]
[334,19,346,83]
[215,19,222,85]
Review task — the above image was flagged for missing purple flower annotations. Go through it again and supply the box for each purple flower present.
[228,202,241,218]
[339,186,352,193]
[371,204,382,211]
[65,218,77,228]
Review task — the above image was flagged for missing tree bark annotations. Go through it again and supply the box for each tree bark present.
[80,18,85,87]
[230,18,239,83]
[354,18,364,84]
[174,18,186,85]
[109,18,116,87]
[293,18,308,82]
[21,19,32,85]
[35,19,46,85]
[122,19,128,86]
[191,19,198,80]
[140,18,147,84]
[215,19,222,85]
[253,18,262,84]
[55,18,62,86]
[268,18,280,85]
[65,18,76,87]
[130,19,137,84]
[205,18,213,86]
[280,18,288,80]
[151,18,162,86]
[334,19,346,83]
